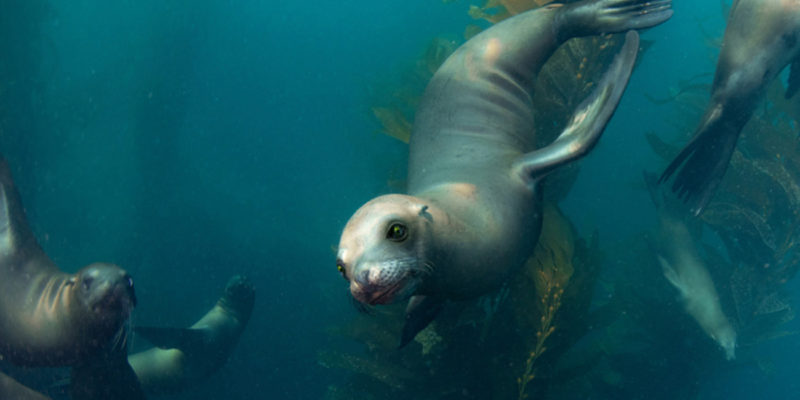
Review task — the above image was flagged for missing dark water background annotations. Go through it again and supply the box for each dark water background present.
[1,0,799,398]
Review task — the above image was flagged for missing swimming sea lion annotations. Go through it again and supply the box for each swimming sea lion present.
[644,172,737,360]
[1,276,253,400]
[128,275,255,395]
[659,0,800,214]
[0,156,137,367]
[0,371,51,400]
[336,0,673,345]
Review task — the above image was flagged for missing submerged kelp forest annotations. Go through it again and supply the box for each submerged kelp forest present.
[321,1,800,399]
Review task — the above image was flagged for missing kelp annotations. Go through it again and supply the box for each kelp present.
[515,204,572,399]
[468,0,555,25]
[320,204,603,399]
[369,36,458,145]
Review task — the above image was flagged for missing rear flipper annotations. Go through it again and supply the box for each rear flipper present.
[658,104,741,215]
[559,0,673,39]
[513,31,639,182]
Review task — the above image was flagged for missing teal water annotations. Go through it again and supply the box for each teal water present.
[2,0,799,398]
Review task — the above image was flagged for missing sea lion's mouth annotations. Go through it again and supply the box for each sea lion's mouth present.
[91,283,136,317]
[367,278,408,305]
[351,274,419,306]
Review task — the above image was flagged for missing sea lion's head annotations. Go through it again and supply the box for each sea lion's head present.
[714,325,737,361]
[73,262,137,327]
[337,194,435,306]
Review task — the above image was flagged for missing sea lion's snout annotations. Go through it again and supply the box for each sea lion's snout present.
[349,260,420,305]
[79,263,137,317]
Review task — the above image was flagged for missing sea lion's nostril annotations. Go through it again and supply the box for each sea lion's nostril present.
[356,269,370,286]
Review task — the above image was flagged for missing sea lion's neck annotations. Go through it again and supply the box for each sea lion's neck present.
[414,183,498,238]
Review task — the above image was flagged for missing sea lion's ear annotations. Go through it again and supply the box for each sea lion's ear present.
[417,205,433,222]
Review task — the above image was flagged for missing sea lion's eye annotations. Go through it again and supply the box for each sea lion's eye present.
[336,261,348,281]
[386,223,408,242]
[82,277,94,291]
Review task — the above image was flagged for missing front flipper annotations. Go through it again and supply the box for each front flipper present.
[399,295,445,348]
[656,255,687,299]
[658,103,739,216]
[513,31,639,184]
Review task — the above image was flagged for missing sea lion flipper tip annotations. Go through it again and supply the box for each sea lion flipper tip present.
[658,107,737,215]
[513,31,639,182]
[222,274,255,318]
[563,0,672,37]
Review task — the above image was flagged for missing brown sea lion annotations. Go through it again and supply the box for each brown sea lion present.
[0,155,142,399]
[0,157,137,367]
[1,276,254,400]
[336,0,673,345]
[659,0,800,214]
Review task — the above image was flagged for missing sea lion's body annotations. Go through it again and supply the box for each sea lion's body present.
[0,372,51,400]
[0,276,253,400]
[660,0,800,213]
[645,173,737,360]
[129,275,255,395]
[0,158,136,367]
[337,0,672,344]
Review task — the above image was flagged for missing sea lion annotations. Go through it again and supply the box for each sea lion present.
[0,371,51,400]
[645,172,737,360]
[659,0,800,215]
[0,276,254,400]
[0,157,137,367]
[128,275,255,395]
[336,0,673,345]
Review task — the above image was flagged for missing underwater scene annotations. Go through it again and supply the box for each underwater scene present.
[1,0,800,399]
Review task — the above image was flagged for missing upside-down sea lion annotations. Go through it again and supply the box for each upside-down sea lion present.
[129,275,255,395]
[659,0,800,214]
[644,172,737,360]
[0,157,137,367]
[336,0,673,345]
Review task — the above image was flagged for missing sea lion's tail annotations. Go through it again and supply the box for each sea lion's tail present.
[658,105,740,216]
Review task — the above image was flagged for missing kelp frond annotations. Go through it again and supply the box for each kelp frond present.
[516,203,575,399]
